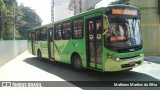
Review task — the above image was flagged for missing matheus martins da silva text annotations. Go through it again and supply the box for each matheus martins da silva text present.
[114,82,157,87]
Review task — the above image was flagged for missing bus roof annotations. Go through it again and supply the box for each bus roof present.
[28,7,106,32]
[28,5,139,32]
[107,4,140,10]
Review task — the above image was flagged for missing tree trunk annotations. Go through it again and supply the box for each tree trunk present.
[0,12,4,41]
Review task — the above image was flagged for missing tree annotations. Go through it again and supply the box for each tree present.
[0,0,6,40]
[0,0,16,40]
[17,5,42,38]
[0,1,42,40]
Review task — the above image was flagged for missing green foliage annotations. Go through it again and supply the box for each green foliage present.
[0,0,42,40]
[17,4,42,38]
[0,0,15,40]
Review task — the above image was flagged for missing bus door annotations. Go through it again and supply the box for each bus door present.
[47,27,54,60]
[31,32,35,55]
[86,17,103,69]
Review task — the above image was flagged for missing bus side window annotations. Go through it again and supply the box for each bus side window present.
[31,32,35,41]
[62,21,71,40]
[72,19,83,39]
[88,20,94,41]
[41,29,47,41]
[35,30,41,41]
[54,24,62,40]
[28,32,32,41]
[49,27,53,42]
[96,19,102,41]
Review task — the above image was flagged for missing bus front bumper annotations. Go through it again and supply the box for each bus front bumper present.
[104,55,144,72]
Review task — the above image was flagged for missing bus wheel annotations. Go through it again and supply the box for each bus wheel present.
[71,54,83,71]
[37,50,42,60]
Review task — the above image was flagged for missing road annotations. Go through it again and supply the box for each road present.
[0,51,160,90]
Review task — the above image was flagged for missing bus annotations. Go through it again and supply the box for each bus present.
[27,5,143,72]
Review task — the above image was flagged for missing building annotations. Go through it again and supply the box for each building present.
[128,0,160,55]
[51,0,102,22]
[68,0,102,16]
[51,0,70,22]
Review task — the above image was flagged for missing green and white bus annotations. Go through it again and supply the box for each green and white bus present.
[28,5,143,72]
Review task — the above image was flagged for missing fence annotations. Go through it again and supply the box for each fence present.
[0,40,27,67]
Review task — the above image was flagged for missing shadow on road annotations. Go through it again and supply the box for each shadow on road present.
[23,57,159,81]
[23,57,159,89]
[144,56,160,64]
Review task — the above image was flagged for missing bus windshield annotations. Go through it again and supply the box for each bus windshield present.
[105,16,142,49]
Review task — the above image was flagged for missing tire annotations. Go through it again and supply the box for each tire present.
[71,54,83,71]
[37,50,42,60]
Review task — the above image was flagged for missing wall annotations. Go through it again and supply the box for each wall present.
[0,40,27,67]
[129,0,160,55]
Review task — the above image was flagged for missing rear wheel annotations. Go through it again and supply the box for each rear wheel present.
[71,54,83,71]
[37,50,42,60]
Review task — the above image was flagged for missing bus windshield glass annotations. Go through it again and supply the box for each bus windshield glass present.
[105,16,142,49]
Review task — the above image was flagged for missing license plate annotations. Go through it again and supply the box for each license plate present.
[129,61,136,65]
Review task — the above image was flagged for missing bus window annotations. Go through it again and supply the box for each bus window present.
[96,19,102,41]
[54,24,62,40]
[35,30,41,41]
[62,21,71,40]
[72,19,83,39]
[88,20,94,41]
[28,32,32,41]
[49,27,53,42]
[31,32,35,40]
[41,29,47,41]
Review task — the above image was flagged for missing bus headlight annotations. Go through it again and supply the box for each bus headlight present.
[140,54,144,56]
[115,58,120,61]
[107,54,120,62]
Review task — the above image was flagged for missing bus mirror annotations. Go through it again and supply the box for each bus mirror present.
[103,15,109,36]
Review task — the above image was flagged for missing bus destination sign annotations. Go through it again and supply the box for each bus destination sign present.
[112,9,137,15]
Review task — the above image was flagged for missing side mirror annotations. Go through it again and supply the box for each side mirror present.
[103,14,110,35]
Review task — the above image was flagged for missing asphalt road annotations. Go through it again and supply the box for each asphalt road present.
[0,51,160,90]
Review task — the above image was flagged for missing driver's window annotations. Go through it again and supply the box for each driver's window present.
[106,23,127,42]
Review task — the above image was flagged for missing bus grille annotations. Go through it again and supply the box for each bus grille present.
[121,61,141,68]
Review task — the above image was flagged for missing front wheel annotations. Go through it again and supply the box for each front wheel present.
[71,54,83,71]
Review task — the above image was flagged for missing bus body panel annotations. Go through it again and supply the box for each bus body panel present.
[27,5,144,72]
[27,41,32,54]
[54,40,70,63]
[34,41,48,58]
[50,42,54,59]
